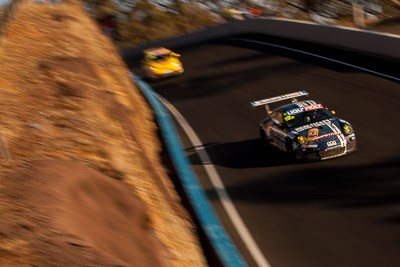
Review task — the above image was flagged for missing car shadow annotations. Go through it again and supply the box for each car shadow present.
[184,138,400,215]
[210,155,400,211]
[185,138,303,168]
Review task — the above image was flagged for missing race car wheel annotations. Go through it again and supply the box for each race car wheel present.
[285,140,296,161]
[259,127,269,147]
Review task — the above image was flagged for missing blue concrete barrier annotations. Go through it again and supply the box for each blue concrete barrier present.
[133,75,247,267]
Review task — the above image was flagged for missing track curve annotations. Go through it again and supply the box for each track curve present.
[131,39,400,267]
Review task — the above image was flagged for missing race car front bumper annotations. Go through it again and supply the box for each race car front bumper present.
[146,68,184,79]
[295,139,357,161]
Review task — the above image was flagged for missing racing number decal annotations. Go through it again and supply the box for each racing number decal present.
[327,140,337,147]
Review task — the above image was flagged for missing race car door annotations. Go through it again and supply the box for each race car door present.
[269,110,287,151]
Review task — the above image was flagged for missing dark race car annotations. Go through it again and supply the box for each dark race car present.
[251,91,357,161]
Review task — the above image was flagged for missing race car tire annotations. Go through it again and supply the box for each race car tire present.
[259,128,269,147]
[285,140,296,161]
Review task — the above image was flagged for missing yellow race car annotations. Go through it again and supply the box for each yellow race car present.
[141,47,184,80]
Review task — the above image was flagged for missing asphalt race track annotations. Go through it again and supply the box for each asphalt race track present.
[129,38,400,267]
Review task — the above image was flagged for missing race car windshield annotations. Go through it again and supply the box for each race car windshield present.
[284,108,333,128]
[147,53,170,62]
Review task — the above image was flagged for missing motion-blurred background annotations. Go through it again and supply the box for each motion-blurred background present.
[49,0,400,48]
[2,1,400,48]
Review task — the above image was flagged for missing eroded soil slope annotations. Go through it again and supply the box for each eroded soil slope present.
[0,1,206,266]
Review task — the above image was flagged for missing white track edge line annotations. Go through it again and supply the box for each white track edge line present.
[157,95,271,267]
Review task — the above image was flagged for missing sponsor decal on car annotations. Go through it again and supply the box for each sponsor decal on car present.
[293,119,331,133]
[284,115,295,121]
[304,104,323,111]
[286,107,304,116]
[307,128,319,141]
[286,104,323,116]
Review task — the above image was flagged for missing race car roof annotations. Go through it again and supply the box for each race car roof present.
[278,100,325,113]
[143,47,171,56]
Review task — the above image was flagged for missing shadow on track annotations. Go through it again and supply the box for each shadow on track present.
[148,59,313,100]
[206,154,400,212]
[185,138,298,168]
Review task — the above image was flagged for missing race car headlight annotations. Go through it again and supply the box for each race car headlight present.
[343,125,353,134]
[297,136,308,145]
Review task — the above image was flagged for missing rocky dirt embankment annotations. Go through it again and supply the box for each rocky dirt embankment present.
[0,1,206,266]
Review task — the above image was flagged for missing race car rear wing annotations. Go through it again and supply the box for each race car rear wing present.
[251,90,309,112]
